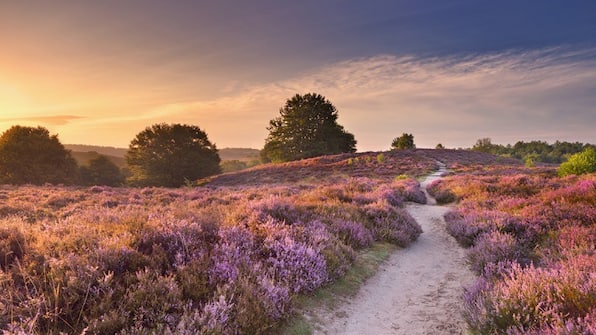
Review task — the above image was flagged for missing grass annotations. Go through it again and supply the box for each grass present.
[274,242,396,335]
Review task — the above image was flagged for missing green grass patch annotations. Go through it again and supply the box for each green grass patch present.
[273,242,396,335]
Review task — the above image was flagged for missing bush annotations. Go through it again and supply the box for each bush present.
[363,201,422,246]
[464,257,596,334]
[558,147,596,176]
[0,225,26,270]
[467,231,526,274]
[427,180,457,204]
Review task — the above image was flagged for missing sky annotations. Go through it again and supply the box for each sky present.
[1,0,595,151]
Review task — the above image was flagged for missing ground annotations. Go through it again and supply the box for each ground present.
[304,164,475,335]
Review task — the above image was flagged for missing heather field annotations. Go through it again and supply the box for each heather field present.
[2,149,592,334]
[0,150,444,334]
[428,167,596,334]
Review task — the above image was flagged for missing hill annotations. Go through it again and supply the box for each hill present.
[69,151,127,169]
[65,144,128,158]
[202,149,521,186]
[65,144,260,162]
[218,148,260,161]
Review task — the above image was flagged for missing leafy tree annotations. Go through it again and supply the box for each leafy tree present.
[262,93,356,162]
[0,125,78,185]
[126,123,221,187]
[391,133,415,150]
[472,137,498,153]
[558,147,596,176]
[80,155,125,186]
[435,143,445,149]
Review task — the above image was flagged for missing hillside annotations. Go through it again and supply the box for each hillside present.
[70,151,127,169]
[65,144,260,162]
[65,144,128,158]
[203,149,521,186]
[218,148,260,161]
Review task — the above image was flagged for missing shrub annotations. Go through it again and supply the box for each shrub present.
[393,178,427,204]
[0,225,26,270]
[558,147,596,176]
[363,201,422,246]
[427,180,457,204]
[467,231,526,274]
[264,232,328,293]
[464,257,596,334]
[330,220,374,249]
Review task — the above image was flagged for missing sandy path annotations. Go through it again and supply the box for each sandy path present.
[310,164,475,335]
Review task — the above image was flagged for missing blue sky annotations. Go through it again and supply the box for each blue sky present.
[1,1,595,150]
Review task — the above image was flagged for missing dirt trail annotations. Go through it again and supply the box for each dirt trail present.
[310,163,475,335]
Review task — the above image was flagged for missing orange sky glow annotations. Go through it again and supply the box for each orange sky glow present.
[1,2,595,150]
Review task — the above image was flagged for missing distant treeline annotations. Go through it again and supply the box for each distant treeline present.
[471,138,595,165]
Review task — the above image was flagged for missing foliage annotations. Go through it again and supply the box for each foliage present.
[261,93,356,162]
[558,146,596,176]
[435,143,445,149]
[0,125,79,185]
[0,168,429,333]
[471,138,593,164]
[391,133,415,150]
[80,154,125,186]
[438,167,595,333]
[126,123,221,187]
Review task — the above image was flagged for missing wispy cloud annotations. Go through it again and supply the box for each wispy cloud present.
[130,47,595,150]
[0,115,84,126]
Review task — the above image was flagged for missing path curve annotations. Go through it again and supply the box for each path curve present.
[310,163,474,335]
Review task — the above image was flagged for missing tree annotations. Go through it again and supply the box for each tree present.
[126,123,221,187]
[558,147,596,176]
[435,143,445,149]
[0,125,78,185]
[261,93,356,162]
[391,133,415,150]
[80,155,125,186]
[472,137,495,153]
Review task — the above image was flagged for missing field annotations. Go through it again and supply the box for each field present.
[1,149,593,334]
[429,165,595,334]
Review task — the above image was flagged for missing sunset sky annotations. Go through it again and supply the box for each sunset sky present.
[1,1,595,151]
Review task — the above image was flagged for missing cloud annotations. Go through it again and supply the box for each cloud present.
[0,115,84,126]
[134,47,595,150]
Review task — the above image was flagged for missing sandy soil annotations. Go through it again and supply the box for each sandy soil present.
[308,164,475,335]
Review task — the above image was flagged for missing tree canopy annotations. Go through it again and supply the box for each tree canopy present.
[391,133,415,150]
[261,93,356,162]
[471,138,593,164]
[0,125,78,185]
[126,123,221,187]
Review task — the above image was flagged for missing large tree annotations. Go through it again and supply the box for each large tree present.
[126,123,221,187]
[0,125,78,185]
[262,93,356,162]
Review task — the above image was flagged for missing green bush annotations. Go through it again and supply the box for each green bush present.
[558,147,596,176]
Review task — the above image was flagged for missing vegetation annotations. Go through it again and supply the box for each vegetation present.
[471,138,593,164]
[0,165,430,333]
[391,133,415,150]
[558,146,596,176]
[80,154,125,186]
[0,126,78,185]
[70,150,126,169]
[218,148,260,162]
[126,123,221,187]
[430,167,595,334]
[261,93,356,163]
